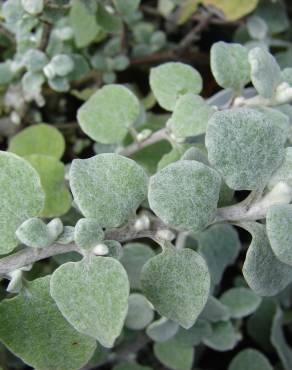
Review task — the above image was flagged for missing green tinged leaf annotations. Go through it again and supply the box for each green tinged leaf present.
[104,240,122,259]
[248,47,281,98]
[149,62,202,111]
[210,42,250,90]
[203,321,240,351]
[228,349,273,370]
[141,248,210,329]
[50,256,129,348]
[197,224,240,284]
[9,124,65,159]
[25,154,72,218]
[199,296,230,322]
[125,293,154,330]
[220,287,261,319]
[113,0,140,16]
[154,338,194,370]
[146,317,179,342]
[206,108,285,190]
[69,154,148,228]
[77,85,140,144]
[203,0,259,21]
[69,0,100,48]
[157,145,189,171]
[268,147,292,189]
[148,160,221,231]
[16,218,54,248]
[266,204,292,266]
[242,223,292,296]
[176,0,199,25]
[175,319,212,346]
[0,152,44,254]
[0,276,96,370]
[74,218,104,251]
[167,93,214,139]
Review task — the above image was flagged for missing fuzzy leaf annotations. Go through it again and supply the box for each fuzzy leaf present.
[146,317,179,342]
[228,349,273,370]
[141,248,210,329]
[210,42,250,90]
[175,319,212,346]
[104,240,123,259]
[0,152,44,254]
[242,223,292,296]
[206,108,285,190]
[70,154,148,228]
[199,296,230,322]
[0,276,96,370]
[16,218,54,248]
[149,62,202,111]
[268,147,292,189]
[50,256,129,347]
[9,123,65,159]
[203,321,240,351]
[74,218,104,251]
[168,93,214,139]
[77,85,140,144]
[148,160,221,231]
[125,293,154,330]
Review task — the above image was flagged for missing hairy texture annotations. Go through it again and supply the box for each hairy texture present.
[50,256,129,347]
[0,151,44,254]
[77,85,140,144]
[0,276,96,370]
[16,218,54,248]
[228,348,273,370]
[70,153,148,228]
[203,321,240,351]
[149,62,202,111]
[125,293,154,330]
[206,108,285,190]
[148,160,221,231]
[74,218,104,250]
[268,147,292,189]
[210,42,250,90]
[141,248,210,329]
[146,317,179,343]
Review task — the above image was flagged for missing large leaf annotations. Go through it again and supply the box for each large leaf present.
[50,256,129,347]
[0,276,96,370]
[69,154,148,228]
[141,248,210,329]
[0,152,44,254]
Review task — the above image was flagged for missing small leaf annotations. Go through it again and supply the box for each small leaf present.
[203,321,240,351]
[210,42,250,90]
[175,319,212,346]
[148,160,221,232]
[248,47,281,98]
[9,123,65,159]
[0,276,96,370]
[141,248,210,329]
[125,293,154,330]
[78,85,140,144]
[50,256,129,347]
[21,0,44,15]
[168,93,214,139]
[203,0,259,21]
[242,223,292,296]
[199,296,230,323]
[25,154,72,218]
[228,348,273,370]
[266,204,292,266]
[70,154,148,228]
[206,108,285,190]
[74,218,104,251]
[157,145,190,171]
[120,243,155,289]
[104,240,123,259]
[220,287,262,319]
[113,0,140,16]
[0,152,44,254]
[146,317,179,342]
[149,62,202,111]
[176,0,200,25]
[247,16,268,41]
[16,218,54,248]
[154,338,194,370]
[57,226,75,245]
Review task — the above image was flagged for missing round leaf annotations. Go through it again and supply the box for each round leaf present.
[146,317,179,343]
[70,154,148,228]
[16,218,54,249]
[148,160,221,231]
[125,293,154,330]
[74,218,104,251]
[228,348,273,370]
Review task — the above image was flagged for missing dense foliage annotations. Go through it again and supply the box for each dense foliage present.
[1,1,292,370]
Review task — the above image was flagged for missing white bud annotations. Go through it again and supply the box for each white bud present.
[93,243,109,256]
[134,214,150,232]
[137,129,152,142]
[156,229,175,241]
[43,63,56,79]
[10,111,21,125]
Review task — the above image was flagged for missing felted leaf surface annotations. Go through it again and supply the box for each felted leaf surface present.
[154,338,194,370]
[205,108,285,190]
[168,93,214,139]
[266,204,292,266]
[203,0,259,21]
[141,248,210,329]
[220,287,261,319]
[125,293,154,330]
[50,256,129,347]
[70,154,148,228]
[157,145,190,171]
[148,160,221,231]
[149,62,202,111]
[175,319,212,347]
[210,42,250,90]
[25,154,72,218]
[268,147,292,189]
[77,85,140,144]
[228,348,273,370]
[146,317,179,342]
[248,47,281,98]
[203,321,240,351]
[8,123,65,159]
[74,218,104,250]
[0,151,44,254]
[16,218,54,248]
[0,276,96,370]
[199,296,230,322]
[242,223,292,296]
[197,224,240,284]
